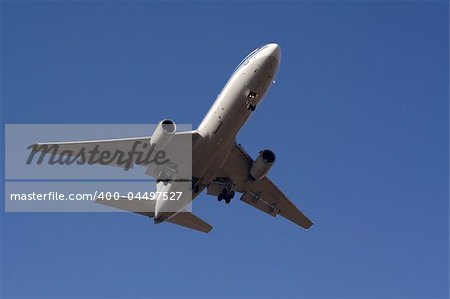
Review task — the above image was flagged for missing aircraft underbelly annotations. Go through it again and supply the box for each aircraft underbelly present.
[192,51,278,194]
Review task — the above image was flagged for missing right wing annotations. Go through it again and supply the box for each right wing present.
[215,143,313,229]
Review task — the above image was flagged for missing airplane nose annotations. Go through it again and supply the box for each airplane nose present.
[266,43,281,60]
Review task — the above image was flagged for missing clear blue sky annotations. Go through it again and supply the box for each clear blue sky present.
[1,1,448,298]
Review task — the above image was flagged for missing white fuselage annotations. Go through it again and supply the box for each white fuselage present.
[194,43,281,189]
[155,43,281,221]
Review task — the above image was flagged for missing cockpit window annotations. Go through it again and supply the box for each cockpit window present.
[231,47,260,75]
[218,45,268,99]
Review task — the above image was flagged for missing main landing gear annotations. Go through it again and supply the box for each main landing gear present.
[218,189,235,204]
[216,178,235,204]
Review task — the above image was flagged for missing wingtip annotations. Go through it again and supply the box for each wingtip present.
[304,220,314,230]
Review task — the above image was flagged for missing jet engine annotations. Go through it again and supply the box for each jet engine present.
[250,149,276,180]
[150,119,177,150]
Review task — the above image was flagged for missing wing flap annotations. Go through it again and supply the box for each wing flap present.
[240,192,277,217]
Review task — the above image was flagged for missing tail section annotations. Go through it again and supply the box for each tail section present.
[95,196,212,233]
[167,210,213,233]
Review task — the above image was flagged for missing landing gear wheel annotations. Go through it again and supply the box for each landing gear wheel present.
[214,179,235,204]
[221,190,235,204]
[246,102,256,111]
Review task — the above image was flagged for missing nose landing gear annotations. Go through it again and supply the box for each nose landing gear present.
[246,91,258,111]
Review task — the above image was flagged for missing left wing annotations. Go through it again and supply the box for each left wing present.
[31,131,199,170]
[216,143,313,229]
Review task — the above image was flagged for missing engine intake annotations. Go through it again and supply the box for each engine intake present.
[150,119,177,150]
[250,149,276,180]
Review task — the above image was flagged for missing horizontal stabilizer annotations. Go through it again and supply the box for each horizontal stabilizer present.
[96,197,212,233]
[167,211,213,233]
[95,196,155,217]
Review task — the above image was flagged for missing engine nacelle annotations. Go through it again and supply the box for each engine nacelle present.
[250,149,276,180]
[150,119,177,151]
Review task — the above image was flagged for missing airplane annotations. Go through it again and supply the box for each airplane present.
[32,43,313,233]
